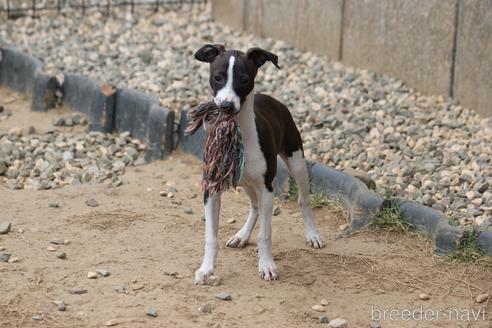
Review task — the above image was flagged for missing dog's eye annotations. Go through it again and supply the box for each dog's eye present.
[214,74,223,82]
[240,77,249,85]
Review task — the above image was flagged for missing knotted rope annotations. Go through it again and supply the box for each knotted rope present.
[185,102,245,196]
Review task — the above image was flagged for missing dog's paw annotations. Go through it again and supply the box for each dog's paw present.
[194,266,214,285]
[226,233,249,248]
[305,231,325,249]
[258,258,279,281]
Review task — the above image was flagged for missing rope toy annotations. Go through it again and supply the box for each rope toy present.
[185,102,245,196]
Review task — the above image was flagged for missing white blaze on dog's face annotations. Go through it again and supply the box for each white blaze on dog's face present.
[214,56,241,112]
[194,44,280,113]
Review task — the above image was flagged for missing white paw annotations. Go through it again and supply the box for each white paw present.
[306,231,325,249]
[258,258,279,281]
[226,233,250,248]
[194,265,214,285]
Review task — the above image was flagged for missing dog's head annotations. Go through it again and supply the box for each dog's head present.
[194,44,280,113]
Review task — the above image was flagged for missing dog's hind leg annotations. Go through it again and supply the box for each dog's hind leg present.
[226,185,258,248]
[195,192,222,284]
[281,150,325,249]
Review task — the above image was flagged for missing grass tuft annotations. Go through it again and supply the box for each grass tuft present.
[370,202,411,233]
[446,230,492,267]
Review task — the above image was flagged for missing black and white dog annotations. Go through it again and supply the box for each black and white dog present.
[194,44,325,284]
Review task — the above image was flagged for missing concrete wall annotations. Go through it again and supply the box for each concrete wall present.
[211,0,492,117]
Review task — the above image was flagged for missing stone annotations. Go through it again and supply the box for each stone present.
[0,253,11,262]
[215,292,232,301]
[96,269,111,277]
[32,315,43,321]
[320,298,329,306]
[113,285,127,293]
[57,302,66,311]
[48,202,60,208]
[343,168,376,190]
[369,321,381,328]
[198,303,213,314]
[312,305,325,312]
[85,198,99,207]
[105,319,119,327]
[329,318,348,328]
[68,288,87,294]
[184,207,193,215]
[272,206,281,216]
[0,222,11,234]
[146,308,158,317]
[87,271,98,279]
[320,315,330,324]
[7,256,19,263]
[477,182,489,193]
[227,218,236,224]
[475,293,489,304]
[53,117,65,126]
[206,275,222,286]
[57,252,67,259]
[47,246,56,251]
[419,293,430,300]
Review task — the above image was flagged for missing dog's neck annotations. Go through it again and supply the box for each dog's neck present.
[238,90,255,132]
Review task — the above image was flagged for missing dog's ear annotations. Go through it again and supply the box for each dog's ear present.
[247,48,281,69]
[194,44,225,63]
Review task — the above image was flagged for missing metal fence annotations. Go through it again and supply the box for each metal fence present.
[0,0,207,19]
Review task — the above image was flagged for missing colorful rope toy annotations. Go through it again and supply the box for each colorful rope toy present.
[185,102,245,196]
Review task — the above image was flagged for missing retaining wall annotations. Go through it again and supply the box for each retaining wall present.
[212,0,492,117]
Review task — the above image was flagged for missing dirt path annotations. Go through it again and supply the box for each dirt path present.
[0,88,491,327]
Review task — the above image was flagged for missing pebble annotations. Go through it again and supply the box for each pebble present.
[146,308,158,317]
[227,218,236,224]
[369,321,381,328]
[198,303,213,314]
[96,269,111,277]
[68,288,87,294]
[7,256,19,263]
[85,199,99,207]
[320,299,329,306]
[56,252,67,259]
[206,275,222,286]
[312,305,325,312]
[57,302,66,311]
[319,315,330,324]
[0,247,4,251]
[87,271,98,279]
[184,207,193,214]
[113,284,127,293]
[329,318,348,328]
[31,315,43,321]
[272,206,281,216]
[418,293,430,300]
[47,246,56,251]
[338,224,349,231]
[48,202,60,208]
[105,319,119,326]
[0,222,11,234]
[0,253,11,262]
[475,293,490,303]
[215,292,232,301]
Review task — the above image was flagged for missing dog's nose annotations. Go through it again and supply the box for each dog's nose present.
[219,101,235,112]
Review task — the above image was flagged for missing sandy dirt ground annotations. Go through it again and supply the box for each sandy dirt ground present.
[0,87,491,328]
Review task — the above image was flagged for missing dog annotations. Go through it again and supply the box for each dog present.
[193,44,325,284]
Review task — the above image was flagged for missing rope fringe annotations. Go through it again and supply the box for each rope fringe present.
[185,102,244,197]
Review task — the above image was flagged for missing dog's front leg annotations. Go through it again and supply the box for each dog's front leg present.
[195,192,221,284]
[257,187,278,281]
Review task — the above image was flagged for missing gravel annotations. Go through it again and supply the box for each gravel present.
[0,129,146,191]
[1,5,491,229]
